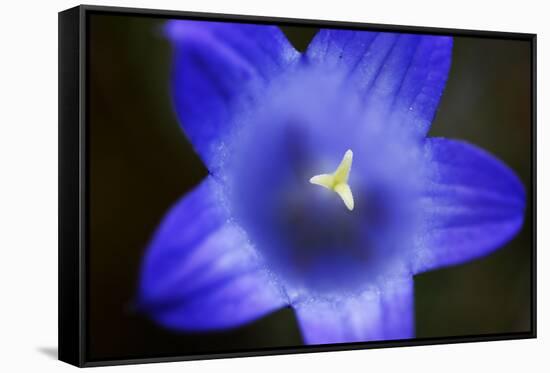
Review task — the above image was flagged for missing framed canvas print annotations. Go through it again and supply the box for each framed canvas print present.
[58,5,536,367]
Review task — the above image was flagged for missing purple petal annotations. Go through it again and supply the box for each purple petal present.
[139,177,288,331]
[293,279,414,344]
[412,138,526,273]
[306,30,452,137]
[165,20,299,170]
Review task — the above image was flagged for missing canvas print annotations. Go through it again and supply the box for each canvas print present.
[87,13,532,362]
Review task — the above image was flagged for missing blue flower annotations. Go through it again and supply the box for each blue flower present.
[139,20,526,345]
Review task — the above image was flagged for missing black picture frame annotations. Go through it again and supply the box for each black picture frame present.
[59,4,537,367]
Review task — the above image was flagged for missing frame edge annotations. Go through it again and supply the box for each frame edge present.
[58,5,85,368]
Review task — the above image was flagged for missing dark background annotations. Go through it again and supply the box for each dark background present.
[87,14,532,362]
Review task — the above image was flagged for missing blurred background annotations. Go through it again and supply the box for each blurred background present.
[87,13,532,362]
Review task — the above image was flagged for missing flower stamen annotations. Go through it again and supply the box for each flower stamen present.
[309,149,355,211]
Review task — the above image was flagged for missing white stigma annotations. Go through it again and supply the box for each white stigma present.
[309,149,355,211]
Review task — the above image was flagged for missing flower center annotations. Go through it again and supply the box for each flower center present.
[309,149,355,211]
[223,68,423,294]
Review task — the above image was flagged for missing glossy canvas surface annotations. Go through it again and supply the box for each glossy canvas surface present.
[87,12,533,362]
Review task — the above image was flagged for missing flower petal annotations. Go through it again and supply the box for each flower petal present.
[165,20,299,169]
[412,138,526,273]
[139,176,288,331]
[293,279,414,344]
[306,30,452,137]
